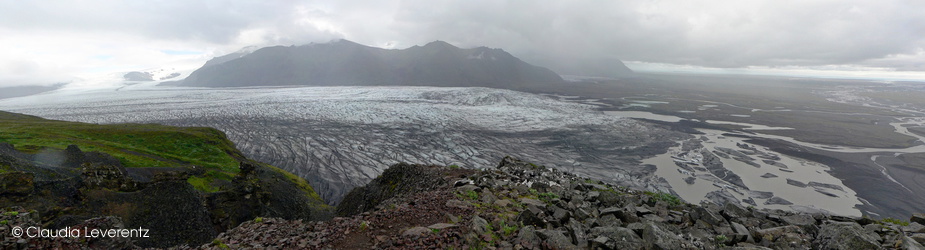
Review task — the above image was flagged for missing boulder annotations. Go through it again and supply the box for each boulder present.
[515,226,542,249]
[590,236,612,250]
[428,223,456,230]
[913,214,925,226]
[516,206,546,227]
[470,216,490,236]
[590,226,644,250]
[813,221,882,250]
[730,222,752,243]
[722,202,751,221]
[566,219,589,247]
[402,226,431,236]
[536,229,576,249]
[446,199,471,209]
[782,214,817,232]
[755,225,804,242]
[593,214,622,228]
[912,233,925,245]
[902,222,925,234]
[643,222,683,250]
[693,206,726,226]
[550,205,571,226]
[902,235,925,250]
[520,197,546,208]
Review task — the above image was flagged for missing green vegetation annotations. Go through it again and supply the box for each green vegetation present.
[3,211,18,216]
[715,234,729,246]
[458,190,479,200]
[510,199,525,209]
[448,165,460,169]
[359,221,369,231]
[0,111,329,206]
[537,192,559,203]
[0,112,240,173]
[500,221,519,237]
[485,223,499,241]
[644,191,683,207]
[880,217,910,226]
[0,220,7,225]
[187,176,220,193]
[264,163,324,201]
[594,187,623,195]
[253,217,263,223]
[212,239,230,249]
[431,228,440,233]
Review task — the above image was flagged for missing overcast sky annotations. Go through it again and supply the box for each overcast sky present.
[2,0,924,87]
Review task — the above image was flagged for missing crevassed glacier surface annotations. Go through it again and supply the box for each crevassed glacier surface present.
[0,84,687,204]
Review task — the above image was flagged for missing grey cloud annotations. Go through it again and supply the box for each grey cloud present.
[3,0,925,76]
[0,1,328,44]
[381,0,925,70]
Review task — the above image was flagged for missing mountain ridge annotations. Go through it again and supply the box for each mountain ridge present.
[179,39,565,88]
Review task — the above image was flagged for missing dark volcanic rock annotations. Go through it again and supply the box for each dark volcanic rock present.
[119,179,217,247]
[0,142,331,248]
[0,172,34,196]
[643,222,684,249]
[336,163,448,216]
[590,226,644,249]
[705,189,739,207]
[516,225,542,249]
[814,221,882,249]
[760,173,778,178]
[196,157,925,249]
[181,40,564,88]
[913,213,925,225]
[536,229,576,249]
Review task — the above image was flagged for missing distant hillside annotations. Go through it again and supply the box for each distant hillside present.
[0,84,63,99]
[529,56,635,79]
[179,40,564,88]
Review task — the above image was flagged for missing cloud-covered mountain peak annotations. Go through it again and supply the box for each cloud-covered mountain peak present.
[180,40,564,88]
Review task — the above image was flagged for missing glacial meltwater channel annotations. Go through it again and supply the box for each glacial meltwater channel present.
[599,110,925,216]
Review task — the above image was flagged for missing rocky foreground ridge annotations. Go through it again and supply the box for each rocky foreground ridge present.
[191,157,925,249]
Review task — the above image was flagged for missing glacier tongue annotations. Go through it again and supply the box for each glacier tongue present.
[0,86,688,204]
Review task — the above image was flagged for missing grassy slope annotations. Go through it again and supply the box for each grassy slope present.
[0,111,321,200]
